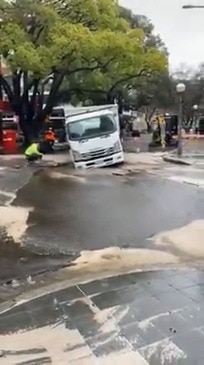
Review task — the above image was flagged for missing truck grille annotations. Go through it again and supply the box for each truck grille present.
[82,147,114,161]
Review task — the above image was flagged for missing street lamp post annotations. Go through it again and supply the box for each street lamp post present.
[176,83,186,157]
[192,104,198,132]
[193,104,198,117]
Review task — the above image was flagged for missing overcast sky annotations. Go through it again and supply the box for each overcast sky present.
[120,0,204,70]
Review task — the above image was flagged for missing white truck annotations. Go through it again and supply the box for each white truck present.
[64,104,124,169]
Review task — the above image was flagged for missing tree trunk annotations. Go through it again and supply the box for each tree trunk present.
[117,93,124,115]
[106,92,114,104]
[32,73,64,137]
[1,72,64,143]
[145,106,156,133]
[0,79,3,100]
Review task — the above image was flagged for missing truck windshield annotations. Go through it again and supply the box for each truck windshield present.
[67,114,116,141]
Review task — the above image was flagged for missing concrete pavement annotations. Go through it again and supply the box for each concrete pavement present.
[1,268,204,364]
[163,138,204,166]
[154,160,204,188]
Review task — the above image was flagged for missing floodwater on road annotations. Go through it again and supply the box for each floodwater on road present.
[13,168,204,256]
[1,165,204,303]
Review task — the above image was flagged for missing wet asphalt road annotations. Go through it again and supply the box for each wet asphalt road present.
[13,169,204,255]
[0,166,73,288]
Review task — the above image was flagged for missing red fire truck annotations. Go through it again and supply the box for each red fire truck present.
[0,100,20,153]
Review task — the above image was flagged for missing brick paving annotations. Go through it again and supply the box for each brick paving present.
[1,269,204,364]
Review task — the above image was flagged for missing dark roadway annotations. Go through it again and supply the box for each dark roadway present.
[13,168,204,255]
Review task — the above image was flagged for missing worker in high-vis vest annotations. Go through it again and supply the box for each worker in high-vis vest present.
[43,127,56,153]
[24,142,43,162]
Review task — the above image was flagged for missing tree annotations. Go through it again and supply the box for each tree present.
[135,73,176,117]
[52,0,128,31]
[119,7,168,54]
[171,64,204,121]
[65,31,167,103]
[58,4,168,107]
[0,0,167,143]
[133,63,204,123]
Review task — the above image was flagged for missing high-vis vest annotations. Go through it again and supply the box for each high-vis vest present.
[25,143,42,157]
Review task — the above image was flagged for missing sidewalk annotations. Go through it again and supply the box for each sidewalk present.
[163,139,204,166]
[1,268,204,364]
[163,154,193,166]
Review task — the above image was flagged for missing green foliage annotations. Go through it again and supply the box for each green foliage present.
[48,0,128,31]
[67,28,167,104]
[0,0,167,81]
[119,7,168,54]
[0,0,168,140]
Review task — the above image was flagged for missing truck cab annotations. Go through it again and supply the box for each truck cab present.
[65,105,124,168]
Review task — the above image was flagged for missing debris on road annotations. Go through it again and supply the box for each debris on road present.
[27,276,35,285]
[11,279,20,288]
[112,171,127,176]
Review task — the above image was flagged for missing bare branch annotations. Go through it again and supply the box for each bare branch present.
[66,68,149,98]
[108,68,149,94]
[72,87,107,94]
[12,70,22,99]
[30,78,40,105]
[66,57,116,76]
[42,73,64,116]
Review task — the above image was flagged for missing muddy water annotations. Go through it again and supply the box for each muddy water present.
[1,166,204,303]
[13,169,204,255]
[0,225,75,291]
[67,246,179,278]
[154,220,204,258]
[0,206,32,243]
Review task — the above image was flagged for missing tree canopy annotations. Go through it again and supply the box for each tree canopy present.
[119,6,168,54]
[171,64,204,121]
[0,0,168,141]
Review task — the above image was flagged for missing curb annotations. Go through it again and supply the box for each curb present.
[163,155,192,166]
